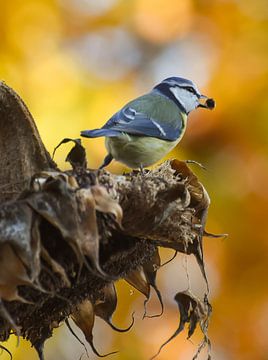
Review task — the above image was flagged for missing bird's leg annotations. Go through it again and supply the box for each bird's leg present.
[139,164,145,175]
[99,153,113,169]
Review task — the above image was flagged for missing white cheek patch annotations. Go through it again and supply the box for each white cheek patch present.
[170,87,197,113]
[170,87,186,110]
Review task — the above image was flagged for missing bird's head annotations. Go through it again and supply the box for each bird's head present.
[154,76,215,114]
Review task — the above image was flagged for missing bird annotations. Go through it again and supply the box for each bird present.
[81,77,215,170]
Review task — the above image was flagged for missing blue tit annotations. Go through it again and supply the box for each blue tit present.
[81,77,215,170]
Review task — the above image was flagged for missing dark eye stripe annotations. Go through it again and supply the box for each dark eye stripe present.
[181,86,196,94]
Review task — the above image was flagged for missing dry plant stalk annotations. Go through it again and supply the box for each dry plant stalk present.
[0,82,214,360]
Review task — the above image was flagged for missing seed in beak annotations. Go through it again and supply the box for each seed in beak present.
[206,98,215,109]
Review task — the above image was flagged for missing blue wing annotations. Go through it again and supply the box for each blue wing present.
[81,106,182,141]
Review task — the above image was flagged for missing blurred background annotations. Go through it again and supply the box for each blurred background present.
[0,0,268,359]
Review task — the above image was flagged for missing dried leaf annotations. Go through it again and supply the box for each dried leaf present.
[52,138,87,169]
[41,247,70,288]
[124,268,150,299]
[171,160,211,291]
[31,171,79,191]
[29,175,119,278]
[185,160,207,170]
[0,242,36,302]
[27,176,104,276]
[26,179,85,264]
[91,186,123,225]
[30,216,42,280]
[151,291,212,360]
[94,283,134,332]
[71,299,117,357]
[75,188,107,277]
[0,202,41,281]
[142,248,163,318]
[65,140,87,170]
[203,230,228,239]
[170,159,210,220]
[71,300,95,350]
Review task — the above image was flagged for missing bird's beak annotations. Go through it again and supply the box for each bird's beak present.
[198,95,216,110]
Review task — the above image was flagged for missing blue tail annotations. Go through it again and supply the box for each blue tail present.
[80,129,119,138]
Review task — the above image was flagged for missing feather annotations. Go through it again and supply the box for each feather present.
[104,112,178,140]
[81,93,185,141]
[81,129,119,138]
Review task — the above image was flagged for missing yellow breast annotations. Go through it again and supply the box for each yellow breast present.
[105,114,187,168]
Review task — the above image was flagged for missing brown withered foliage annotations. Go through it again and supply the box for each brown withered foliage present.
[0,82,217,360]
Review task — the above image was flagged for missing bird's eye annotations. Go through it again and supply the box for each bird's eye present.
[185,86,195,94]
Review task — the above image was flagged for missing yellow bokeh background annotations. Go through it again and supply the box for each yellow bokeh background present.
[1,0,268,359]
